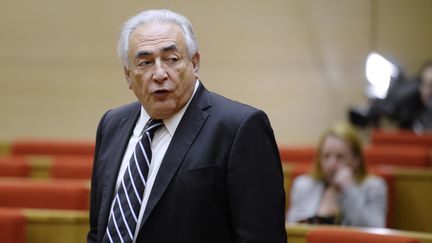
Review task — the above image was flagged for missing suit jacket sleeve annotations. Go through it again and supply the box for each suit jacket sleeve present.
[226,109,287,243]
[87,110,110,243]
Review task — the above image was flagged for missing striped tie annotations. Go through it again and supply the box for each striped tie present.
[103,118,163,243]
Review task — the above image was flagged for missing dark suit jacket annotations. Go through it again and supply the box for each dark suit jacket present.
[87,83,287,243]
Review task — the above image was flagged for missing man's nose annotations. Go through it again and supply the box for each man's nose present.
[152,59,168,82]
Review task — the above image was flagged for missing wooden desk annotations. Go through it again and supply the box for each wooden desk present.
[19,207,432,243]
[286,224,432,243]
[24,209,88,243]
[0,155,93,179]
[391,167,432,232]
[0,140,10,155]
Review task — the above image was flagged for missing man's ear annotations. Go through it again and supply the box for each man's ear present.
[124,67,132,89]
[191,52,200,76]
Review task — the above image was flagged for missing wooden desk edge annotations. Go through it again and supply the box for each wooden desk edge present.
[23,209,89,224]
[286,224,432,242]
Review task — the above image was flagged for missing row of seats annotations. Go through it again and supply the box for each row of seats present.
[0,131,431,243]
[0,139,93,242]
[371,130,432,148]
[0,131,430,172]
[8,139,95,156]
[279,145,432,167]
[280,129,432,167]
[0,207,88,243]
[2,130,430,156]
[0,155,93,179]
[0,178,90,210]
[0,140,89,242]
[0,177,90,243]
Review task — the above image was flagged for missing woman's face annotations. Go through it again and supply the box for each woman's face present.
[319,135,359,182]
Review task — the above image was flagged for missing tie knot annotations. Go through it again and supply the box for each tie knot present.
[144,119,163,137]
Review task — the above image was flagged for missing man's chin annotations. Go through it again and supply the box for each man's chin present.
[148,104,178,119]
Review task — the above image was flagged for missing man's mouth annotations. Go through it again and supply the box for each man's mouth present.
[153,89,171,98]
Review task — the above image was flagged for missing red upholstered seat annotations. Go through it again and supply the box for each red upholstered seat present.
[0,156,30,177]
[280,142,432,167]
[371,129,432,147]
[50,156,93,179]
[0,178,89,210]
[365,145,431,167]
[11,139,95,156]
[279,146,316,163]
[307,227,420,243]
[0,208,26,243]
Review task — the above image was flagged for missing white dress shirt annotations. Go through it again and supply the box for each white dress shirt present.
[110,80,199,242]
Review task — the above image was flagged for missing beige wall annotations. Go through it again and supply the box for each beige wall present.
[0,0,431,145]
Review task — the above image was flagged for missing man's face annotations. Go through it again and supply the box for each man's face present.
[125,22,200,119]
[420,67,432,107]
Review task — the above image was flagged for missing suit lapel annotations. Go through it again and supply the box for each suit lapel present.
[140,85,211,226]
[98,103,141,240]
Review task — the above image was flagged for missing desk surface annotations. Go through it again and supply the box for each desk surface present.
[286,224,432,243]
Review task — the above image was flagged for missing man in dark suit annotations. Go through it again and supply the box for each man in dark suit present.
[87,9,287,243]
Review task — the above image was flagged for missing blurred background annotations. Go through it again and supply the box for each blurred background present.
[1,0,431,145]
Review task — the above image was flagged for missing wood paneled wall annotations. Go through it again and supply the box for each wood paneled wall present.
[0,0,431,145]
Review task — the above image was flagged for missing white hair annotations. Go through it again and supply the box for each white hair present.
[117,9,199,68]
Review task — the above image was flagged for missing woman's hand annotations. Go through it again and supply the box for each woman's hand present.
[332,165,355,191]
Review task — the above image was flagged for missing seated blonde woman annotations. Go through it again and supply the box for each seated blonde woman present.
[286,123,387,227]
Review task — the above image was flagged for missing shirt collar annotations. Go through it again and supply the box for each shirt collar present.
[133,79,200,137]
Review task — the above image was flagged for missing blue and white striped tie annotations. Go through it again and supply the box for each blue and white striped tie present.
[103,118,163,243]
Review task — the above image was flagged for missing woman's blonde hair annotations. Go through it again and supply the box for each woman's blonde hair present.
[311,122,367,182]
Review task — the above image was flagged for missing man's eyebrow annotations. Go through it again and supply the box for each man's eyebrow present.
[135,45,179,59]
[135,50,152,59]
[161,44,178,52]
